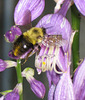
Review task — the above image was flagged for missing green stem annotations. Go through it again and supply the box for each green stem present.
[71,4,81,71]
[16,59,23,100]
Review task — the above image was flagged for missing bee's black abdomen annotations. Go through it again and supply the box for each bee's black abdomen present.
[13,35,34,56]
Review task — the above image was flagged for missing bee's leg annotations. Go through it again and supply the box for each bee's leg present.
[22,44,41,65]
[22,50,33,65]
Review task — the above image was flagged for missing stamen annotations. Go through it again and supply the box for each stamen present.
[35,35,68,74]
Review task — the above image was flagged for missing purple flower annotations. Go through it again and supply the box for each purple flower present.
[29,78,46,99]
[4,92,19,100]
[5,25,22,42]
[0,59,17,72]
[0,59,7,72]
[50,59,85,100]
[0,91,19,100]
[0,83,22,100]
[22,68,46,98]
[35,12,72,77]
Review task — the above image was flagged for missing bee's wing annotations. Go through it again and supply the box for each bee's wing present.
[19,23,32,32]
[18,10,32,32]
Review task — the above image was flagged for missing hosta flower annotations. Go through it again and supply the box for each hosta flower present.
[35,11,72,76]
[48,59,85,100]
[4,92,19,100]
[5,0,45,43]
[0,83,22,100]
[5,25,22,42]
[22,68,46,98]
[0,59,17,72]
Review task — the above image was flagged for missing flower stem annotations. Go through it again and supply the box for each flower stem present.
[71,4,81,71]
[16,59,23,100]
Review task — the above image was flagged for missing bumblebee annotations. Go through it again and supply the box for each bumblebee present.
[13,27,45,61]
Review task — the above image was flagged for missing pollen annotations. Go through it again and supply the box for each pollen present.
[42,62,46,65]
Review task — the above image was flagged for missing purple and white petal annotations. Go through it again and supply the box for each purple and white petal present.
[46,71,52,88]
[54,69,75,100]
[73,59,85,100]
[4,92,19,100]
[57,0,71,16]
[5,31,15,43]
[5,25,22,42]
[14,0,45,25]
[54,0,65,13]
[0,59,7,72]
[48,84,56,100]
[29,78,46,98]
[50,70,60,86]
[74,0,85,16]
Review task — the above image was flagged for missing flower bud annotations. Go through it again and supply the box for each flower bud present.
[29,78,46,98]
[0,59,7,72]
[5,25,22,42]
[0,59,17,72]
[4,92,19,100]
[3,83,22,100]
[22,67,46,98]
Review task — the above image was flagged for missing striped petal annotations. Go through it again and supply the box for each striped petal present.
[14,0,45,25]
[54,70,75,100]
[73,59,85,100]
[74,0,85,16]
[48,84,56,100]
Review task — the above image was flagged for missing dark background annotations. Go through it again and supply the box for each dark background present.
[0,0,85,100]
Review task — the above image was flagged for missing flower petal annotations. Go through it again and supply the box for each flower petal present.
[28,78,46,98]
[46,71,52,87]
[54,70,75,100]
[0,59,7,72]
[56,47,67,71]
[14,0,45,25]
[56,0,71,16]
[48,84,56,100]
[4,92,19,100]
[54,0,65,13]
[74,0,85,16]
[36,13,72,52]
[73,59,85,100]
[5,25,22,42]
[46,70,60,88]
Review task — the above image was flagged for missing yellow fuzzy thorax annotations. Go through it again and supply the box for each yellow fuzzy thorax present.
[23,27,44,45]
